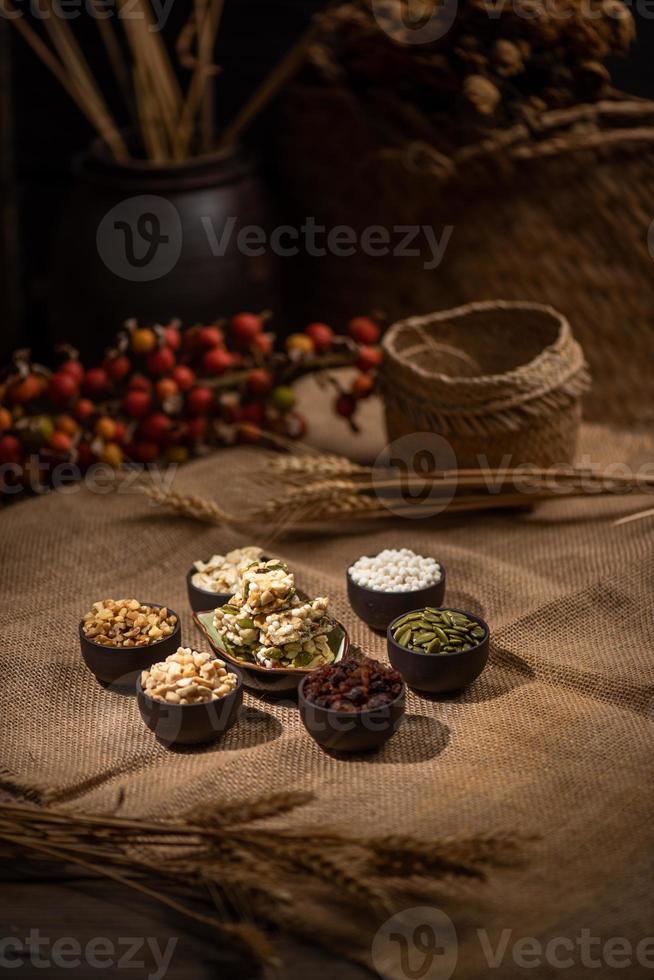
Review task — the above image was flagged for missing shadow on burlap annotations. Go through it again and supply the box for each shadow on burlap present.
[1,424,653,978]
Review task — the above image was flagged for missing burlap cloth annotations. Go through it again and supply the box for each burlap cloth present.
[2,420,654,978]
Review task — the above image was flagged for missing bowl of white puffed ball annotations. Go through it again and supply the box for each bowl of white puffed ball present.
[346,548,446,631]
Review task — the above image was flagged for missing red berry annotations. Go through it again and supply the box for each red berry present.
[129,441,159,464]
[186,386,213,416]
[356,345,383,372]
[146,347,176,376]
[56,414,79,437]
[131,327,157,354]
[77,442,95,469]
[186,417,207,442]
[123,390,152,418]
[251,332,274,357]
[241,401,265,425]
[335,394,357,418]
[0,434,21,464]
[60,359,85,383]
[198,326,224,349]
[113,420,126,443]
[48,430,72,454]
[95,416,117,441]
[247,369,273,396]
[104,354,131,382]
[171,365,195,392]
[164,325,182,351]
[348,316,380,345]
[49,371,79,407]
[156,378,178,401]
[128,374,153,394]
[305,322,334,352]
[203,348,234,376]
[74,398,95,421]
[286,333,314,355]
[351,373,375,398]
[83,368,109,397]
[141,412,172,443]
[182,325,202,353]
[10,373,43,405]
[231,312,263,346]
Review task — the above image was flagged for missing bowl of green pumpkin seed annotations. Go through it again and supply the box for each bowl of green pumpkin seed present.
[387,606,490,693]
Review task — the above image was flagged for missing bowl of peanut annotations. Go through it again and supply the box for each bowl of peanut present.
[136,647,243,745]
[79,598,181,686]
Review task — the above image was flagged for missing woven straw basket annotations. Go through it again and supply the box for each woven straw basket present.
[380,301,591,469]
[279,96,654,428]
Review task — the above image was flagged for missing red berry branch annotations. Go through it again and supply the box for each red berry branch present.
[0,313,383,494]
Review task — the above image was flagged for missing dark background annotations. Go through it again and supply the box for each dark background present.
[1,0,653,361]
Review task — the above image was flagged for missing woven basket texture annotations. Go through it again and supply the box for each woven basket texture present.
[278,95,654,427]
[381,301,590,468]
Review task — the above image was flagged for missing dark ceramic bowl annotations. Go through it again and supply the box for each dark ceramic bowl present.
[347,556,446,631]
[194,610,350,695]
[298,673,406,753]
[79,603,181,687]
[186,555,269,613]
[387,607,490,694]
[136,663,243,746]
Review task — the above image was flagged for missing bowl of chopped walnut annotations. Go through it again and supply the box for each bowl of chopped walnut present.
[79,598,181,686]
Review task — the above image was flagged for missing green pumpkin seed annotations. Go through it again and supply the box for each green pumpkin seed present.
[237,617,255,629]
[396,627,413,647]
[392,606,487,656]
[393,612,422,629]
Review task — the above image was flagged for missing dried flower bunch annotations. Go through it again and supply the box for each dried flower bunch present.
[304,0,635,151]
[213,560,335,669]
[82,599,177,647]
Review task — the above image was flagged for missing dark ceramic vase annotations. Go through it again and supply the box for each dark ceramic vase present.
[46,141,283,359]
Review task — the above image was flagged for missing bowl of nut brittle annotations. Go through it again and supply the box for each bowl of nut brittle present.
[79,598,181,686]
[194,559,349,693]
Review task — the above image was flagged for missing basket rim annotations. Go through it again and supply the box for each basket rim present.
[382,300,580,391]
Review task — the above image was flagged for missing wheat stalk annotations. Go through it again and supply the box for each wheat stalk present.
[0,796,527,969]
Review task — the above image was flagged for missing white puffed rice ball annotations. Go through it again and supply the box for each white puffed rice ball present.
[348,548,442,593]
